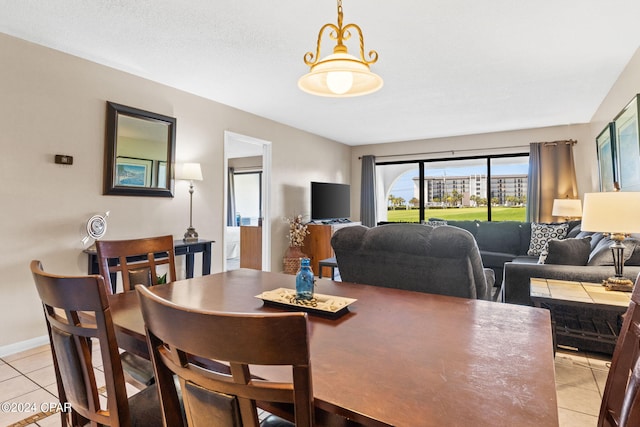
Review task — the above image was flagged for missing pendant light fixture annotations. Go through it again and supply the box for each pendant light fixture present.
[298,0,382,97]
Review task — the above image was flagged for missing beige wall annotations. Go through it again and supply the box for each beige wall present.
[350,47,640,220]
[350,124,592,220]
[3,30,639,351]
[589,47,640,191]
[0,34,350,350]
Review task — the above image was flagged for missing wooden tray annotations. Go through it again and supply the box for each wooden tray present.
[256,288,356,318]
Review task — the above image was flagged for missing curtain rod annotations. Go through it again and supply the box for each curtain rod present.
[542,139,577,146]
[358,139,577,160]
[358,144,529,160]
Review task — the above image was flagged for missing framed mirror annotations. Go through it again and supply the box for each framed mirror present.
[104,102,176,197]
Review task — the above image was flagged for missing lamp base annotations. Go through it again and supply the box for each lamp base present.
[183,227,199,243]
[602,276,634,292]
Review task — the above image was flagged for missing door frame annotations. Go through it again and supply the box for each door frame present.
[223,131,272,271]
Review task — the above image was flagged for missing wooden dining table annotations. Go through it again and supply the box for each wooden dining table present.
[108,269,558,427]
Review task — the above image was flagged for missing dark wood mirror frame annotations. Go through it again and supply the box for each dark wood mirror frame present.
[104,101,176,197]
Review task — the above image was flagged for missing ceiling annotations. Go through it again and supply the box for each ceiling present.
[2,1,640,146]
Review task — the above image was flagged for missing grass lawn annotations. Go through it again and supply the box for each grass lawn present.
[386,206,526,222]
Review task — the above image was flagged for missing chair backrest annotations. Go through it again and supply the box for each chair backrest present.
[599,273,640,427]
[95,235,177,294]
[331,224,491,300]
[30,260,132,426]
[136,284,314,427]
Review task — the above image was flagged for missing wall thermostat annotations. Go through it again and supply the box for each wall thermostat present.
[55,154,73,165]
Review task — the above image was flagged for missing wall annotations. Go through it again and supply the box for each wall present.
[351,124,592,221]
[349,45,640,221]
[0,33,351,350]
[589,47,640,190]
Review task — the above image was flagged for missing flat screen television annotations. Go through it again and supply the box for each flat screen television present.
[311,182,350,221]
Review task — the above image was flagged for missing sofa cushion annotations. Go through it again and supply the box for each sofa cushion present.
[542,237,592,266]
[566,220,583,238]
[481,251,520,268]
[512,255,539,264]
[527,222,569,256]
[430,218,479,236]
[588,237,640,266]
[518,223,533,255]
[475,221,522,254]
[423,220,448,227]
[575,231,604,250]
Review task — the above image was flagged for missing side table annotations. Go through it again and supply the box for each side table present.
[530,278,631,354]
[318,257,338,279]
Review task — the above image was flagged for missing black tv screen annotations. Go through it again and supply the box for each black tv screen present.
[311,182,350,221]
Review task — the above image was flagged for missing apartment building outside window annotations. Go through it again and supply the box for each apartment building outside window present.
[377,154,529,223]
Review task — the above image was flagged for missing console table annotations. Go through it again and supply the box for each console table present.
[84,239,213,290]
[530,278,631,354]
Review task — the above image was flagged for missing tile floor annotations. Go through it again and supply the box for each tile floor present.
[0,343,609,426]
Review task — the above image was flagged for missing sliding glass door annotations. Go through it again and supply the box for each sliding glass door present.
[377,154,528,223]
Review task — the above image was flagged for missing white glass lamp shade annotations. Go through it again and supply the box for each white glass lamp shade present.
[175,163,203,181]
[581,192,640,234]
[551,199,582,218]
[298,52,383,97]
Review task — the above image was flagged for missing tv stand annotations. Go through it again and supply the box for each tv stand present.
[303,222,361,275]
[320,218,351,225]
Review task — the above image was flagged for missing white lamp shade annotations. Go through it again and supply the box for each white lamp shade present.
[175,163,203,181]
[551,199,582,218]
[298,52,383,97]
[581,192,640,234]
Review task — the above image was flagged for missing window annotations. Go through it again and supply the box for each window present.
[377,154,528,223]
[234,171,262,225]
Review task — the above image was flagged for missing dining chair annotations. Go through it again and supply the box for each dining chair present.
[135,284,314,427]
[95,235,177,388]
[95,235,177,295]
[30,260,162,427]
[598,273,640,427]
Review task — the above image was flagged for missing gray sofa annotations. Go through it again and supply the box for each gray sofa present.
[429,218,640,305]
[331,223,494,300]
[427,218,539,285]
[503,231,640,305]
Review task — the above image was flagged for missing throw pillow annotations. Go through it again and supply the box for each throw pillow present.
[542,237,592,265]
[527,222,569,256]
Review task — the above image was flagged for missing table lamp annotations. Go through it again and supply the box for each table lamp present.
[581,191,640,290]
[176,163,203,243]
[552,198,582,222]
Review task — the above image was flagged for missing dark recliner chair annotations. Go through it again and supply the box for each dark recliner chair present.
[331,224,494,300]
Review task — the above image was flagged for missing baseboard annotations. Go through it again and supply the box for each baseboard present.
[0,335,49,358]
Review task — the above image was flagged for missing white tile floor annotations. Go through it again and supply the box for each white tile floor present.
[0,342,608,426]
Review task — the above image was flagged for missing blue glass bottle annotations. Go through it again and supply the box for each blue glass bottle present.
[296,258,314,300]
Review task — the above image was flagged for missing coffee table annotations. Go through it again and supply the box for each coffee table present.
[530,278,631,354]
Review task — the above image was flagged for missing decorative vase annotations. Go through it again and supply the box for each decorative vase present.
[296,257,314,300]
[283,246,306,275]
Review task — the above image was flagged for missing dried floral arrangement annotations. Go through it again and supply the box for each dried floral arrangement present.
[286,215,309,247]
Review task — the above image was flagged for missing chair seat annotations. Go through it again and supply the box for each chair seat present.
[260,414,294,427]
[128,384,163,427]
[120,351,155,387]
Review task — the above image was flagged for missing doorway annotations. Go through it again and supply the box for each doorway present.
[223,131,272,272]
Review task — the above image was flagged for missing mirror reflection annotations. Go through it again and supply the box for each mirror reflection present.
[104,102,176,197]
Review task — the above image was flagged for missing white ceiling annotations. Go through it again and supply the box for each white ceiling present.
[2,1,640,146]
